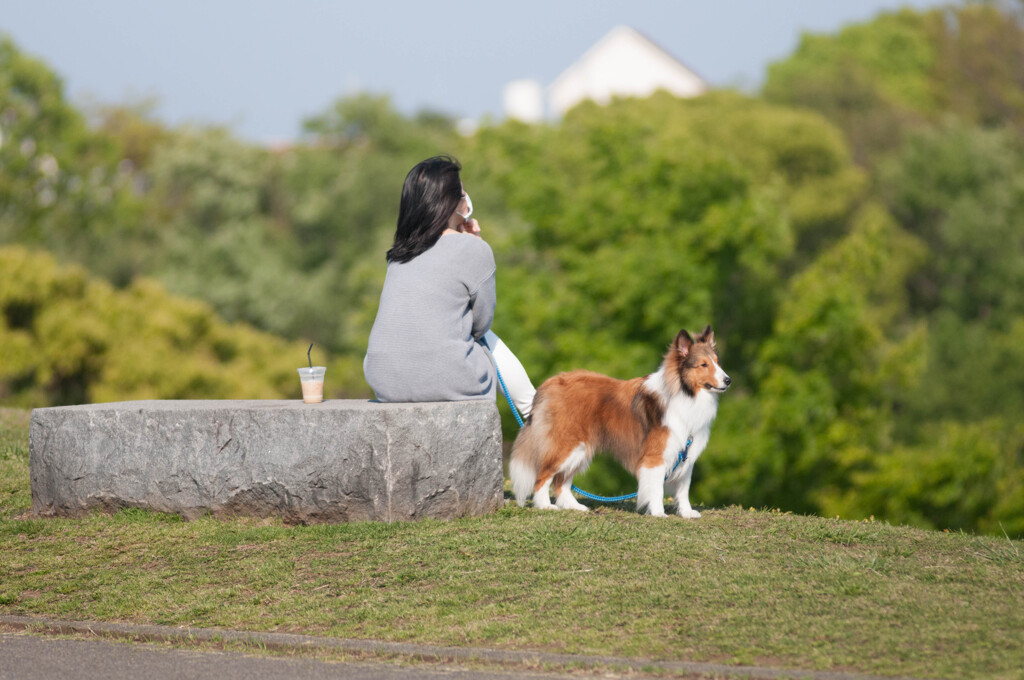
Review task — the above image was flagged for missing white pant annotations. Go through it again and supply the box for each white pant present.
[482,331,536,418]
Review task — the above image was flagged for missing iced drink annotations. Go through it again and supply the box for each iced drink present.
[297,366,326,404]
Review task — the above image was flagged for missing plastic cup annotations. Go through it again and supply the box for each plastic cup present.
[297,366,326,404]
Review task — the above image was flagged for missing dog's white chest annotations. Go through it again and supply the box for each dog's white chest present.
[664,390,718,440]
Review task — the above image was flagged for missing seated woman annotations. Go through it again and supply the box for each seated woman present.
[363,155,535,416]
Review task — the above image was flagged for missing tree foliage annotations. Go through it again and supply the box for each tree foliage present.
[0,246,329,407]
[765,4,1024,163]
[464,92,865,385]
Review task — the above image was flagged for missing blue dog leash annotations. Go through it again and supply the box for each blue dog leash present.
[496,368,691,503]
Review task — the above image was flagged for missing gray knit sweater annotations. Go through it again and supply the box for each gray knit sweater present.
[364,233,497,402]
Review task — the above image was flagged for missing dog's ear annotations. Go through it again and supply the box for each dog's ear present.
[672,329,694,358]
[697,325,716,350]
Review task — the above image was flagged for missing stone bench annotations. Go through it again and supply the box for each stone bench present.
[30,399,503,523]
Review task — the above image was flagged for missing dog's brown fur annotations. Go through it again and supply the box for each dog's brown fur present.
[510,326,726,511]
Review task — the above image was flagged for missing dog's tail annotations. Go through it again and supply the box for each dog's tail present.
[509,399,548,506]
[509,427,539,507]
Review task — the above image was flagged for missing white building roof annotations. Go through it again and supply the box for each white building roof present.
[547,26,708,118]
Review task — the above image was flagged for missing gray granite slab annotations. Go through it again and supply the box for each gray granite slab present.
[29,399,503,523]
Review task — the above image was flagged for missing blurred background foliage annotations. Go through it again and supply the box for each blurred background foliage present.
[2,3,1023,536]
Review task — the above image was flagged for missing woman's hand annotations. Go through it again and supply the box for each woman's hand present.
[463,218,482,238]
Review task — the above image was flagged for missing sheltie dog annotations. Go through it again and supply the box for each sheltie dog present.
[510,326,730,517]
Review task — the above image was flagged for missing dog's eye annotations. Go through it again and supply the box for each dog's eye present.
[701,362,708,368]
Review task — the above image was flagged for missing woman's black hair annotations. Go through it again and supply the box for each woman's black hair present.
[386,155,463,263]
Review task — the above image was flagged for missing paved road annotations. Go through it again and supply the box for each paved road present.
[0,617,920,680]
[0,633,583,680]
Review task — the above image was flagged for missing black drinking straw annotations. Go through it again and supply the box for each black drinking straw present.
[307,343,313,369]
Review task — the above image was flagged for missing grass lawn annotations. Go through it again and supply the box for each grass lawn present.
[1,407,1022,679]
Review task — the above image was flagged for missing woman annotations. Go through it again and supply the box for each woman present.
[364,155,535,416]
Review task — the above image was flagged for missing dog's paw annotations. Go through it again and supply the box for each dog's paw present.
[649,510,668,518]
[555,491,590,512]
[677,508,701,519]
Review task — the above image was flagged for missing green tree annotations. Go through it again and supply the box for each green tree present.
[0,246,331,407]
[764,4,1024,164]
[0,36,145,283]
[702,205,928,514]
[878,121,1024,323]
[829,418,1024,537]
[465,92,866,387]
[876,122,1024,492]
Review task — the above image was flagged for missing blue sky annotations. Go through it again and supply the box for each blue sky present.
[2,1,948,143]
